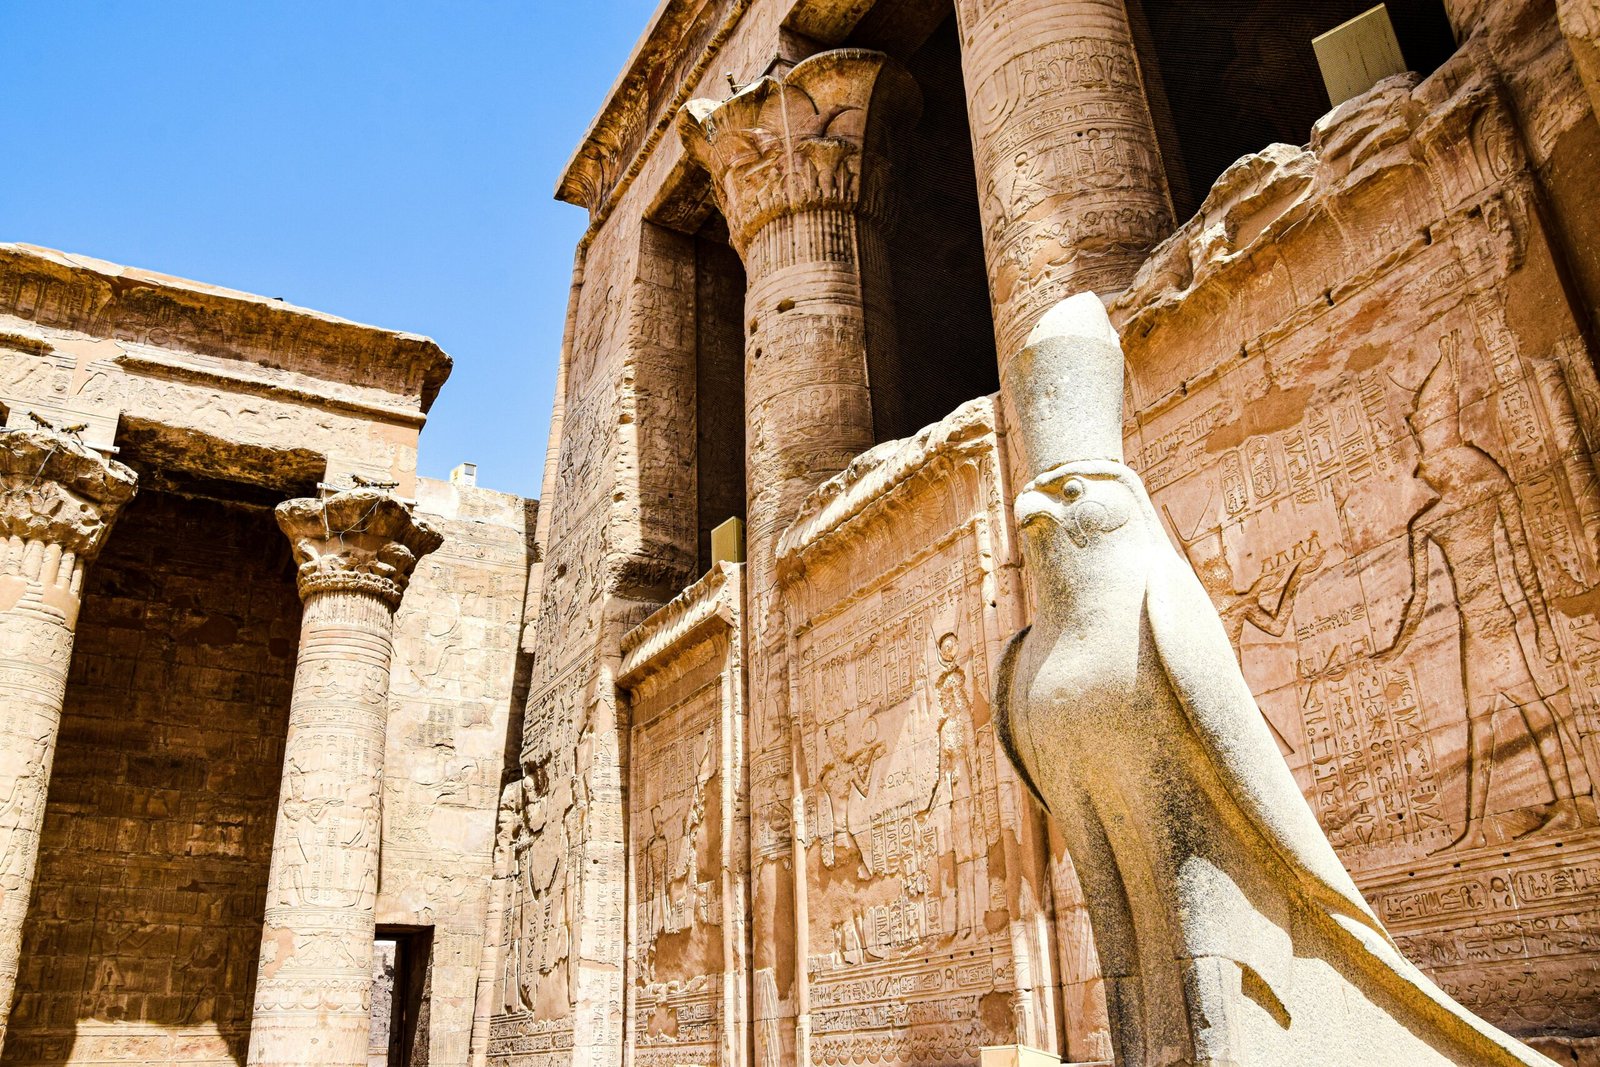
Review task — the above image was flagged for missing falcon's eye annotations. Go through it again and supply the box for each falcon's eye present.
[1061,477,1087,501]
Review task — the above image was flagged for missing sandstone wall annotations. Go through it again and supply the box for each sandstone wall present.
[1108,43,1600,1054]
[488,5,800,1059]
[383,478,533,1066]
[495,0,1600,1064]
[615,564,748,1067]
[777,400,1052,1065]
[3,491,300,1066]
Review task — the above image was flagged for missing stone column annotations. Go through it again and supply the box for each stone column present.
[0,428,135,1051]
[247,490,441,1067]
[955,0,1174,361]
[679,49,918,1067]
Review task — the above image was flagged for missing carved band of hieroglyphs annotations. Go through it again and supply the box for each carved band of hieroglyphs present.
[246,490,438,1067]
[0,428,134,1053]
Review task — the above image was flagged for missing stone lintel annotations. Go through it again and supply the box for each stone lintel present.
[276,489,444,608]
[555,0,755,221]
[0,428,137,560]
[776,395,999,569]
[0,243,452,413]
[617,560,743,687]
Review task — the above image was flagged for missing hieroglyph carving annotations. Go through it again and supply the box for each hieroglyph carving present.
[1109,57,1600,1042]
[618,563,748,1067]
[953,0,1173,358]
[0,428,134,1053]
[678,48,920,1067]
[998,293,1556,1065]
[247,490,441,1067]
[780,400,1060,1065]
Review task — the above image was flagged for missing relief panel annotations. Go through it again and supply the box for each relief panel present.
[1109,54,1600,1043]
[781,401,1055,1066]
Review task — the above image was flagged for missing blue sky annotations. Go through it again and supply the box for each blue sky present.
[2,2,658,498]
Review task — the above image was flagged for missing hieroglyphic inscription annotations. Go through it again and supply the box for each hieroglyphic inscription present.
[792,533,1014,1063]
[1115,65,1600,1041]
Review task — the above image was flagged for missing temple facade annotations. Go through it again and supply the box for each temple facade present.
[2,0,1599,1065]
[500,0,1600,1064]
[0,246,534,1066]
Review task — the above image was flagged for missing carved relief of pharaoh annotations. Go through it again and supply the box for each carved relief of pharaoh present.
[995,293,1558,1066]
[1374,350,1589,852]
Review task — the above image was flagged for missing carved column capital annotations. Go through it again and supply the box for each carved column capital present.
[678,48,920,254]
[275,489,443,609]
[0,428,137,561]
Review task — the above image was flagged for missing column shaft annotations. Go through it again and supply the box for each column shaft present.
[247,590,394,1065]
[0,430,135,1053]
[247,490,440,1067]
[744,206,877,1067]
[0,544,81,1046]
[956,0,1173,360]
[680,49,920,1066]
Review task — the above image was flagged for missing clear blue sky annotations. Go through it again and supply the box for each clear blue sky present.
[1,2,658,498]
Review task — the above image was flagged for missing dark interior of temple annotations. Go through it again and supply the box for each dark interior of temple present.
[851,8,1002,445]
[1132,0,1460,218]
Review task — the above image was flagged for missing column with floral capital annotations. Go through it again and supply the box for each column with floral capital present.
[246,489,442,1067]
[0,428,136,1052]
[679,47,920,1067]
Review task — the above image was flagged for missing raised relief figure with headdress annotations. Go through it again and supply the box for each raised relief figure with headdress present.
[1373,347,1587,851]
[994,293,1556,1066]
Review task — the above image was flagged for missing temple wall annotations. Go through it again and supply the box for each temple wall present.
[382,478,534,1066]
[496,0,1600,1063]
[3,491,300,1066]
[775,399,1056,1064]
[616,564,748,1067]
[1107,44,1600,1053]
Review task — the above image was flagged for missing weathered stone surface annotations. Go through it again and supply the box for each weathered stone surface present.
[245,492,440,1067]
[0,245,531,1067]
[390,479,533,1067]
[953,0,1173,360]
[0,429,135,1055]
[678,46,922,1067]
[616,563,748,1067]
[5,490,299,1067]
[999,291,1555,1065]
[500,0,1600,1063]
[777,398,1057,1066]
[1103,47,1600,1053]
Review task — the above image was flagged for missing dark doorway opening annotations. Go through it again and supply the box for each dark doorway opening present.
[369,927,432,1066]
[1131,0,1458,218]
[849,6,1001,444]
[693,214,749,577]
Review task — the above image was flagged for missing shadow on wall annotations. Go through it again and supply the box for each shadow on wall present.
[2,490,300,1066]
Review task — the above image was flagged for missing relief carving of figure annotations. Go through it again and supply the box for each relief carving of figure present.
[1375,353,1589,852]
[931,631,990,940]
[816,721,884,874]
[1166,506,1324,752]
[277,753,344,908]
[1166,505,1323,648]
[0,730,51,890]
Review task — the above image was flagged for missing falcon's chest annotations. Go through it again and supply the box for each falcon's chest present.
[1019,622,1148,739]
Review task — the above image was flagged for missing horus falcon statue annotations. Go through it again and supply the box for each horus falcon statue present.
[993,293,1555,1067]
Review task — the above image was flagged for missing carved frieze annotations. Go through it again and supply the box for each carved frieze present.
[1107,49,1600,1044]
[778,398,1061,1065]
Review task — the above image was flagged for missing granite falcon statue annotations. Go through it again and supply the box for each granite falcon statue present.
[993,293,1556,1067]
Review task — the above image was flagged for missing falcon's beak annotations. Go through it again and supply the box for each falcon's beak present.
[1015,489,1059,531]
